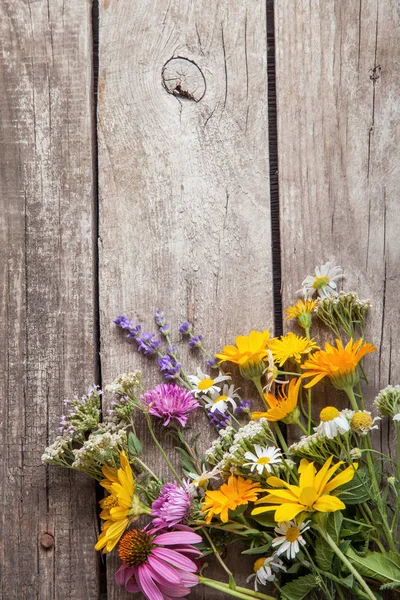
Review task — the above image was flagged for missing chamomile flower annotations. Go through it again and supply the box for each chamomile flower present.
[246,556,286,590]
[188,465,221,491]
[243,445,282,475]
[205,384,239,414]
[188,368,230,397]
[314,406,350,439]
[350,411,381,435]
[300,262,343,299]
[272,520,310,560]
[394,414,400,422]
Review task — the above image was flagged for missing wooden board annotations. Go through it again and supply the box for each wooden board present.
[0,1,99,598]
[275,0,400,445]
[98,0,273,596]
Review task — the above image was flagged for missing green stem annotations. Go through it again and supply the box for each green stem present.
[345,387,359,411]
[252,376,266,404]
[199,577,275,600]
[202,528,235,583]
[273,422,288,453]
[144,413,182,483]
[294,418,308,436]
[315,526,378,600]
[307,389,312,435]
[133,457,161,483]
[395,421,400,481]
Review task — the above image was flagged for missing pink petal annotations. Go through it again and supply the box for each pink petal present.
[147,555,182,584]
[180,571,199,588]
[152,547,198,572]
[166,546,202,556]
[154,531,202,546]
[137,564,164,600]
[115,565,128,587]
[126,578,140,593]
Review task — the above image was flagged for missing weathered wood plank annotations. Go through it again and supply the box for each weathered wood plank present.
[98,0,273,596]
[0,1,99,598]
[275,0,400,438]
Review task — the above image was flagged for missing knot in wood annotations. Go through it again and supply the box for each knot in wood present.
[162,57,206,102]
[40,533,55,550]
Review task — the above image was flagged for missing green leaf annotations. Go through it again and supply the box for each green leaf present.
[322,571,354,590]
[337,466,370,504]
[128,432,143,456]
[250,512,276,527]
[315,536,334,571]
[346,548,400,585]
[242,543,272,555]
[281,574,320,600]
[326,511,343,542]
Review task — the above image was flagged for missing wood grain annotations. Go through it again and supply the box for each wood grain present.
[275,0,400,444]
[98,0,273,597]
[0,1,99,598]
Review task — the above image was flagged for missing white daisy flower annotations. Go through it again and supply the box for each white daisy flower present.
[204,383,239,413]
[187,368,230,397]
[187,465,220,491]
[272,520,310,560]
[314,406,350,439]
[299,262,343,299]
[350,410,381,435]
[243,444,282,475]
[264,350,288,392]
[246,556,286,590]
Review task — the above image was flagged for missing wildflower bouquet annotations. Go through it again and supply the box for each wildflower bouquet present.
[43,263,400,600]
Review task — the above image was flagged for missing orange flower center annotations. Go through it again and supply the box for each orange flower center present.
[351,412,373,430]
[254,558,266,572]
[214,394,228,404]
[118,529,154,566]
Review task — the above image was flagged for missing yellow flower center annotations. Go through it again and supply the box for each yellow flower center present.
[257,456,271,465]
[285,526,301,542]
[254,558,266,572]
[312,275,330,289]
[214,394,228,404]
[351,412,373,431]
[320,406,340,422]
[198,378,214,390]
[102,494,119,510]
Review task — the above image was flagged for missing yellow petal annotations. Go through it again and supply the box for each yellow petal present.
[299,461,316,489]
[251,505,278,516]
[323,463,358,493]
[274,503,305,522]
[313,495,345,512]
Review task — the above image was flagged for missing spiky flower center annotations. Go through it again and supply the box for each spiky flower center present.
[254,557,266,572]
[257,456,271,465]
[118,529,154,566]
[198,378,214,390]
[320,406,340,422]
[312,275,330,289]
[285,526,301,542]
[102,494,119,510]
[351,412,373,431]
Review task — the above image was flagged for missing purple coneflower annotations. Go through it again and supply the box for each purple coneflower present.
[152,481,191,529]
[115,525,201,599]
[142,383,199,427]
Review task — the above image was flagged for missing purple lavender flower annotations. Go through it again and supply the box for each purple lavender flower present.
[151,481,191,529]
[114,315,134,330]
[154,309,165,327]
[188,335,203,348]
[179,321,193,334]
[134,331,161,355]
[235,399,253,416]
[158,355,182,381]
[142,383,199,427]
[166,344,177,356]
[206,357,219,368]
[208,409,231,430]
[160,324,171,336]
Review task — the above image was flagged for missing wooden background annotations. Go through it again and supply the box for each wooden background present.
[0,0,399,598]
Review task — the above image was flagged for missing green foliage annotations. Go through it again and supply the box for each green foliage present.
[346,548,400,586]
[128,432,143,456]
[280,574,320,600]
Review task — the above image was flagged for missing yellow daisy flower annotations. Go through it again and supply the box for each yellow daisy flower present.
[95,451,149,553]
[301,338,376,391]
[215,330,271,379]
[252,455,358,522]
[252,378,301,423]
[269,332,318,366]
[285,299,317,320]
[202,475,263,523]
